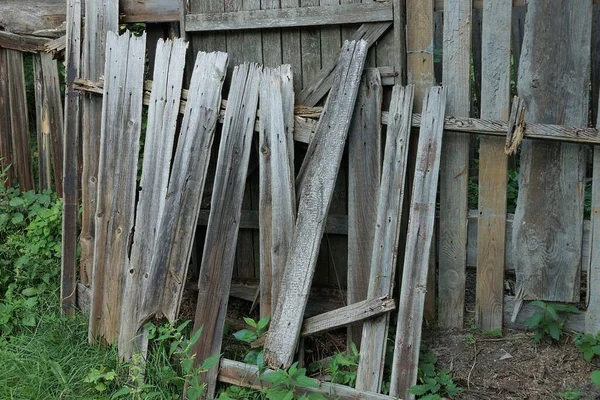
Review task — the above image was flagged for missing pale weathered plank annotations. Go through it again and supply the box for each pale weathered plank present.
[185,3,393,31]
[586,102,600,333]
[264,40,368,369]
[302,297,395,337]
[0,49,15,188]
[347,69,382,348]
[219,359,396,400]
[390,87,446,399]
[33,55,52,191]
[79,0,118,286]
[120,0,179,22]
[118,38,188,360]
[88,31,146,344]
[513,0,591,303]
[190,63,262,398]
[438,0,471,329]
[406,0,434,109]
[281,0,302,92]
[138,52,228,323]
[475,0,511,331]
[355,85,414,393]
[60,0,81,316]
[6,49,34,192]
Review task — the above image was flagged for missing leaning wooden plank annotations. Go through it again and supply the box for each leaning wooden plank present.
[513,0,591,303]
[475,0,511,331]
[347,69,382,348]
[438,0,471,329]
[264,40,368,370]
[297,22,391,107]
[88,31,146,344]
[33,55,52,191]
[302,297,395,337]
[138,51,229,322]
[390,87,446,399]
[585,101,600,333]
[79,0,118,286]
[60,0,81,316]
[189,63,262,398]
[118,38,188,360]
[185,4,393,31]
[219,359,395,400]
[0,31,50,53]
[6,49,34,192]
[354,85,414,393]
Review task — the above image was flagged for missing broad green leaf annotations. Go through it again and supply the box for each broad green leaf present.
[244,317,258,329]
[21,313,36,326]
[200,355,221,371]
[547,322,561,341]
[233,329,257,343]
[261,370,286,384]
[257,316,270,331]
[189,327,204,347]
[408,384,430,396]
[524,312,544,329]
[21,287,37,296]
[295,375,319,388]
[95,382,107,392]
[11,213,24,224]
[9,197,24,207]
[592,370,600,388]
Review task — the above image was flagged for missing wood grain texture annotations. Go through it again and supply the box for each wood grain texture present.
[0,31,50,53]
[281,0,302,92]
[302,297,395,337]
[438,0,471,329]
[406,0,433,109]
[264,41,368,369]
[33,55,51,191]
[390,87,446,399]
[88,31,146,344]
[586,104,600,333]
[347,69,382,348]
[140,52,228,323]
[0,0,65,36]
[118,38,188,360]
[261,0,283,67]
[0,50,15,188]
[79,0,118,286]
[189,0,226,62]
[60,0,81,316]
[475,0,511,331]
[593,5,600,127]
[356,85,414,393]
[190,63,262,398]
[513,0,591,303]
[6,49,34,192]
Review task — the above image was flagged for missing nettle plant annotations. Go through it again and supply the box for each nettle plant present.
[408,351,463,400]
[574,332,600,362]
[524,301,579,344]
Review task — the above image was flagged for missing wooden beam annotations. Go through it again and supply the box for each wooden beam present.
[0,31,49,53]
[185,4,393,32]
[302,297,395,337]
[120,0,179,22]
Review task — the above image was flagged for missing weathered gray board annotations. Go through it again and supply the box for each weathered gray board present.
[61,0,81,316]
[139,51,228,324]
[190,63,262,398]
[259,66,296,318]
[80,0,118,286]
[475,0,511,331]
[264,40,368,369]
[438,0,472,328]
[118,38,188,360]
[513,0,591,303]
[33,55,52,191]
[0,49,15,188]
[586,101,600,333]
[355,85,414,393]
[88,31,146,344]
[389,87,446,399]
[347,69,382,348]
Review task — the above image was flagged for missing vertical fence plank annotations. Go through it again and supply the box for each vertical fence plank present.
[6,49,34,192]
[61,0,81,315]
[356,85,414,393]
[0,49,15,188]
[33,55,52,191]
[281,0,302,93]
[513,0,591,303]
[438,0,471,329]
[261,0,283,67]
[88,32,146,344]
[300,0,322,89]
[390,87,446,400]
[586,99,600,333]
[190,0,226,54]
[190,63,262,398]
[406,0,434,108]
[511,5,526,87]
[592,4,600,126]
[347,69,382,348]
[80,0,119,286]
[475,0,511,331]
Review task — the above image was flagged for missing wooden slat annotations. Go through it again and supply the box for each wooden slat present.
[120,0,179,22]
[185,3,393,31]
[88,31,146,344]
[475,0,511,331]
[6,49,34,192]
[297,22,391,107]
[219,359,396,400]
[79,0,118,286]
[118,38,188,360]
[586,101,600,333]
[0,1,65,36]
[60,0,81,316]
[141,52,228,323]
[264,40,368,369]
[261,0,283,67]
[302,297,395,337]
[347,69,382,348]
[0,31,49,53]
[281,0,302,93]
[438,0,471,329]
[355,85,414,393]
[513,0,591,303]
[0,49,15,188]
[592,5,600,127]
[406,0,434,109]
[390,87,445,399]
[33,55,52,191]
[190,63,262,398]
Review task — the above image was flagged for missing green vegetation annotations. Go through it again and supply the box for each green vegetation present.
[524,301,579,344]
[408,351,464,400]
[555,388,586,400]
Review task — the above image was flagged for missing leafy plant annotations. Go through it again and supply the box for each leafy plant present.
[329,342,360,386]
[260,362,326,400]
[84,366,117,393]
[574,332,600,362]
[555,387,586,400]
[408,352,463,400]
[592,370,600,389]
[524,301,579,344]
[463,333,476,346]
[482,328,503,338]
[234,316,270,372]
